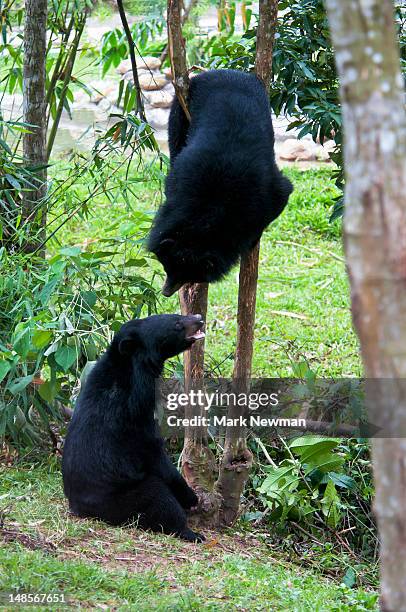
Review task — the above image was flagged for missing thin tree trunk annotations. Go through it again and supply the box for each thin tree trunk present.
[215,0,279,526]
[254,0,279,91]
[46,17,86,160]
[159,0,198,66]
[167,0,220,525]
[22,0,48,253]
[215,244,258,525]
[116,0,146,122]
[167,0,191,121]
[325,1,406,610]
[179,284,221,525]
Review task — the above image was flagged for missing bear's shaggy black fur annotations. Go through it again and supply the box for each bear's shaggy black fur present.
[148,69,293,296]
[62,314,206,542]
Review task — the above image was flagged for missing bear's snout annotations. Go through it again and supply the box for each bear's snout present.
[184,315,205,341]
[162,276,183,297]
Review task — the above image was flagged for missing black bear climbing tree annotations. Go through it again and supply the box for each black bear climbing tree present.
[216,0,280,526]
[167,0,220,525]
[168,0,280,526]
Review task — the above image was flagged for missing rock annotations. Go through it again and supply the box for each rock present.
[138,72,168,91]
[123,70,133,81]
[162,82,175,95]
[138,56,162,71]
[323,139,336,153]
[143,89,174,109]
[105,89,120,105]
[278,138,317,162]
[123,67,150,81]
[145,107,170,129]
[97,97,112,112]
[162,66,173,80]
[89,80,117,103]
[117,59,132,75]
[315,145,331,162]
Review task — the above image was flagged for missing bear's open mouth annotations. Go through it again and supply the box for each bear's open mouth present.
[188,329,205,341]
[185,316,205,341]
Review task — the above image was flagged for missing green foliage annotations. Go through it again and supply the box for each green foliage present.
[0,7,166,447]
[249,435,376,584]
[100,19,165,77]
[0,241,157,449]
[0,0,96,164]
[257,436,348,528]
[0,119,42,248]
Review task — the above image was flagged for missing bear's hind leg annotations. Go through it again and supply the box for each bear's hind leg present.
[114,476,204,542]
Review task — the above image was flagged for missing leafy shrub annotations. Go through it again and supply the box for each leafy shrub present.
[249,435,376,574]
[257,436,350,528]
[0,243,157,450]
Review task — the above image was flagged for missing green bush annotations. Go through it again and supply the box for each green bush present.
[0,243,157,449]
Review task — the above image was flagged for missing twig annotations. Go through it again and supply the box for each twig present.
[254,436,278,467]
[116,0,146,121]
[189,65,208,73]
[290,521,325,547]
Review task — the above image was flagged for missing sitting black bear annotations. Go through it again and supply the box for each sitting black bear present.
[148,69,293,296]
[62,314,205,542]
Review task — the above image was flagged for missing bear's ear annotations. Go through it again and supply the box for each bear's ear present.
[158,238,175,253]
[118,332,141,356]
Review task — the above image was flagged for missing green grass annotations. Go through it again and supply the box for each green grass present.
[0,463,377,611]
[0,166,372,608]
[53,163,361,378]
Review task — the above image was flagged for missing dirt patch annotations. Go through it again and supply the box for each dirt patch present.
[1,500,267,574]
[59,524,266,572]
[0,526,56,554]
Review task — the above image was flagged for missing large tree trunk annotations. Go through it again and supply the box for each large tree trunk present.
[325,1,406,610]
[167,0,220,525]
[215,0,279,526]
[23,0,48,253]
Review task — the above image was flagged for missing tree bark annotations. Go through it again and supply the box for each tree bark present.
[179,284,221,526]
[215,0,279,526]
[325,1,406,610]
[254,0,279,91]
[167,0,191,121]
[22,0,48,253]
[159,0,198,66]
[167,0,220,525]
[215,244,258,525]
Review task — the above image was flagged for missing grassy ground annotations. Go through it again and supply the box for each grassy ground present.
[0,165,369,609]
[0,462,377,610]
[55,163,361,378]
